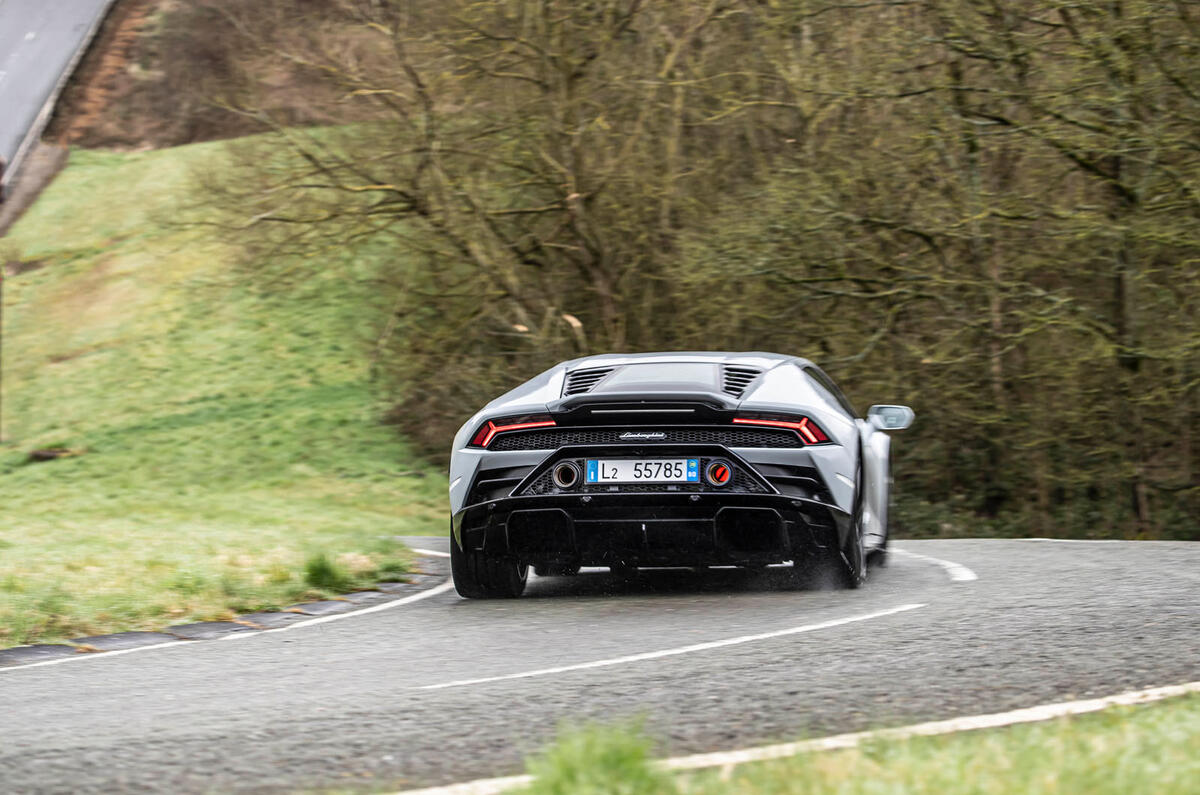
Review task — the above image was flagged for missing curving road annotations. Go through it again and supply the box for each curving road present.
[1,539,1198,792]
[0,0,112,194]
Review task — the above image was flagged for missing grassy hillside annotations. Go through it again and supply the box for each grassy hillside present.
[0,142,446,646]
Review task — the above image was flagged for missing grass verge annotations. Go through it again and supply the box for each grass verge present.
[0,143,446,646]
[520,694,1200,794]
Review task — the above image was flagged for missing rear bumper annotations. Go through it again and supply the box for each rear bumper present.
[452,492,850,568]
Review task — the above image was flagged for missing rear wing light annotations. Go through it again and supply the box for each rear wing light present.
[732,415,829,444]
[469,415,556,448]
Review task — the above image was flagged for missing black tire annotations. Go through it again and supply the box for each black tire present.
[451,533,528,598]
[791,518,864,589]
[838,453,868,588]
[841,519,866,588]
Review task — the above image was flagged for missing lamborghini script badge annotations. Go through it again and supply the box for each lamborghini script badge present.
[620,431,667,440]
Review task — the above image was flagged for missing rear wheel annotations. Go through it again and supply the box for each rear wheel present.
[841,518,866,588]
[799,458,866,589]
[842,458,867,588]
[795,527,865,589]
[451,533,528,598]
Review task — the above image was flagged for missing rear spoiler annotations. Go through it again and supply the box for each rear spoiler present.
[549,392,739,425]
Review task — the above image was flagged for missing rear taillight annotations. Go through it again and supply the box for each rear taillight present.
[732,415,829,444]
[469,415,556,448]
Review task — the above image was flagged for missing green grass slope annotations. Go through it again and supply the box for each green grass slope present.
[0,144,445,646]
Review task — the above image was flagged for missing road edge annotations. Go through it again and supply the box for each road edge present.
[0,549,451,672]
[393,679,1200,795]
[0,0,116,202]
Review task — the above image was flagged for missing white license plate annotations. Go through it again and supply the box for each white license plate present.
[585,459,700,484]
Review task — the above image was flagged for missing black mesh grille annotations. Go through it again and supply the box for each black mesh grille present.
[563,367,615,396]
[519,457,768,496]
[757,464,832,502]
[466,464,536,505]
[722,365,762,397]
[490,427,802,451]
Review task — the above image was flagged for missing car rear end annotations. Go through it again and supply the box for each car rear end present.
[450,357,853,572]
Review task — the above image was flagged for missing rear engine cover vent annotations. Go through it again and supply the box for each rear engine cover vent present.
[722,366,762,398]
[563,366,615,396]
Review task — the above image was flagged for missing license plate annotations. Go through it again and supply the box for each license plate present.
[585,459,700,484]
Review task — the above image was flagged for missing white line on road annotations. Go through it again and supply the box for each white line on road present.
[223,579,455,638]
[890,546,977,581]
[416,602,926,691]
[393,679,1200,795]
[661,680,1200,772]
[398,774,532,795]
[411,547,451,558]
[1020,538,1127,543]
[0,639,195,674]
[0,577,454,674]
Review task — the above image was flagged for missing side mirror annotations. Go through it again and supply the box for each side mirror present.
[868,404,914,431]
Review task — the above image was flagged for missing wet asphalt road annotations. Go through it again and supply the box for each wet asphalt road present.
[1,539,1198,793]
[0,0,111,186]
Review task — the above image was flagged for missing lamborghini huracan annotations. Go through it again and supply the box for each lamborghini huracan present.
[448,352,913,598]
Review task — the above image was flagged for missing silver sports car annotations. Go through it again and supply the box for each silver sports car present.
[448,352,913,597]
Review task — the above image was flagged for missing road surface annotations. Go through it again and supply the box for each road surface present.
[0,0,112,192]
[1,539,1197,792]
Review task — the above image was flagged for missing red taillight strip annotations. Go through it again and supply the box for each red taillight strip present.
[732,416,826,444]
[473,419,556,448]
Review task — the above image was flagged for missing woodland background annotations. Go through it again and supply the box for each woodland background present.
[83,0,1199,538]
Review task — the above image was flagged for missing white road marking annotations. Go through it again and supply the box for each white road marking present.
[416,602,926,691]
[393,679,1200,795]
[398,776,532,795]
[1021,538,1127,543]
[662,680,1200,773]
[890,546,977,581]
[223,579,454,638]
[0,640,195,673]
[0,576,453,674]
[411,547,451,558]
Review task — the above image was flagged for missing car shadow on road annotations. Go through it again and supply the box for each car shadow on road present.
[522,563,852,599]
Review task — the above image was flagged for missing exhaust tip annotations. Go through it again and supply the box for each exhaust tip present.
[552,462,581,489]
[705,460,733,487]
